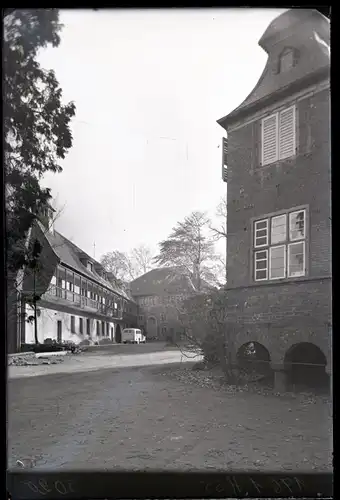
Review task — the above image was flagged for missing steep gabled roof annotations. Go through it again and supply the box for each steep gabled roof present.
[129,267,214,297]
[129,267,196,296]
[41,226,133,301]
[217,9,330,130]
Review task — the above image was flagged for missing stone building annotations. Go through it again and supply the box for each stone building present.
[217,9,331,390]
[129,268,196,341]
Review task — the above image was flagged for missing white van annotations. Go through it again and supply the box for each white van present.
[121,328,146,344]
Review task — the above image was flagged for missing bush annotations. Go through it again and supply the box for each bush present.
[20,343,65,353]
[20,343,36,353]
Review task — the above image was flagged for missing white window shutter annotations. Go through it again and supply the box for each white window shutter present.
[279,106,296,159]
[261,114,278,166]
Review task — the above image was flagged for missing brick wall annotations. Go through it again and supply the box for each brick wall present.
[137,298,185,339]
[224,279,331,366]
[224,85,331,368]
[227,87,331,288]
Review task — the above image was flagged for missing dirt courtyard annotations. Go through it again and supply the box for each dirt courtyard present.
[7,362,332,471]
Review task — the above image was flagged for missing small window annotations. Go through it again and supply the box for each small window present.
[289,210,305,241]
[101,321,105,335]
[288,241,305,277]
[106,323,109,336]
[280,49,294,73]
[96,321,100,336]
[79,318,83,334]
[160,313,166,322]
[261,106,296,166]
[71,316,75,333]
[254,250,268,281]
[87,262,93,271]
[254,219,269,248]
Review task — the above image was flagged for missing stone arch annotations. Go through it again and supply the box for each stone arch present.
[233,331,272,364]
[284,342,329,392]
[146,315,158,340]
[237,341,272,378]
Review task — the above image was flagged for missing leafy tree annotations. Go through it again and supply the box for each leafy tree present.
[4,9,76,273]
[154,211,218,291]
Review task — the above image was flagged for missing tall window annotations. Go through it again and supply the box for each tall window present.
[253,209,306,282]
[96,321,100,336]
[261,105,296,166]
[79,318,83,334]
[71,316,75,333]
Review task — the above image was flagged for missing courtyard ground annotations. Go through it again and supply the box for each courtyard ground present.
[7,358,332,471]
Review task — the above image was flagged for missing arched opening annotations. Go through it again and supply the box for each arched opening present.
[115,324,122,344]
[284,343,329,393]
[146,316,157,340]
[237,342,273,385]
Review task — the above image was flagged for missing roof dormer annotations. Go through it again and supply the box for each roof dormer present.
[217,9,330,130]
[277,47,299,73]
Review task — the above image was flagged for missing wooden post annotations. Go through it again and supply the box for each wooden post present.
[64,267,67,299]
[73,272,75,301]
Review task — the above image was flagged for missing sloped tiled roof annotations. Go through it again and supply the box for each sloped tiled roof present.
[217,9,330,129]
[129,267,198,296]
[42,225,133,301]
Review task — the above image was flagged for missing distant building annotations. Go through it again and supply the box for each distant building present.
[129,268,197,342]
[217,9,331,390]
[20,210,137,346]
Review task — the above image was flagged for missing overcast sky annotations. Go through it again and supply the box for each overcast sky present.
[38,8,286,261]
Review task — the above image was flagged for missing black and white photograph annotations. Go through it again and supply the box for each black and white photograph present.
[5,6,332,484]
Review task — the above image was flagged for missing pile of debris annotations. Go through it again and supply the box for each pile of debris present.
[8,354,65,366]
[162,365,331,404]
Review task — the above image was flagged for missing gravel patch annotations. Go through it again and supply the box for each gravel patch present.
[8,354,65,366]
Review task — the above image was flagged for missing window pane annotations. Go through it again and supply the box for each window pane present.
[289,210,305,240]
[270,246,286,279]
[288,242,305,277]
[255,269,267,280]
[255,236,267,246]
[256,259,267,270]
[255,220,267,230]
[271,215,287,244]
[255,250,267,260]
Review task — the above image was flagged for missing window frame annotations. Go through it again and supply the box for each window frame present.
[254,249,268,281]
[289,209,306,241]
[269,244,286,280]
[261,105,296,166]
[288,241,306,278]
[252,206,308,283]
[254,219,269,248]
[79,317,83,334]
[71,315,75,333]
